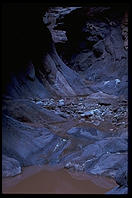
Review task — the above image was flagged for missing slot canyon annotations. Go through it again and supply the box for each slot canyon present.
[2,3,128,194]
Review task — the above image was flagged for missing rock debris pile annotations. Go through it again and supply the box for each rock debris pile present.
[32,92,127,132]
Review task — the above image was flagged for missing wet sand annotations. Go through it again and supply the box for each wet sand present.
[2,165,117,194]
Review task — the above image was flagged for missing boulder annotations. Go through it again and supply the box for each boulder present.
[2,155,21,177]
[86,153,127,178]
[67,126,111,140]
[106,186,128,194]
[80,136,127,166]
[81,144,103,159]
[58,99,65,106]
[114,162,128,186]
[2,114,69,166]
[96,137,128,153]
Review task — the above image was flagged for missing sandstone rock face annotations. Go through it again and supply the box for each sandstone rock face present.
[48,6,128,98]
[43,7,81,43]
[3,6,92,100]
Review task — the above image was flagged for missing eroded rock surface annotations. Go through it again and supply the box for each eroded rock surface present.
[2,155,21,177]
[47,6,128,98]
[2,114,70,166]
[2,5,128,195]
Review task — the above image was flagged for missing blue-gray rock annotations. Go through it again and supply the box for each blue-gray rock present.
[2,114,69,166]
[26,62,35,81]
[2,99,65,125]
[81,144,102,159]
[106,186,128,194]
[114,161,128,186]
[86,153,127,177]
[55,7,128,97]
[96,137,128,153]
[58,99,65,106]
[2,155,21,177]
[67,126,111,140]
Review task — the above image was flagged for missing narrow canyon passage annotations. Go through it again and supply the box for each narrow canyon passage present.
[2,4,128,195]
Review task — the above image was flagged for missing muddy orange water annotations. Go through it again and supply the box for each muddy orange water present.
[2,165,118,194]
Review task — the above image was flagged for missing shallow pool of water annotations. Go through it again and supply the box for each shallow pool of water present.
[2,165,118,194]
